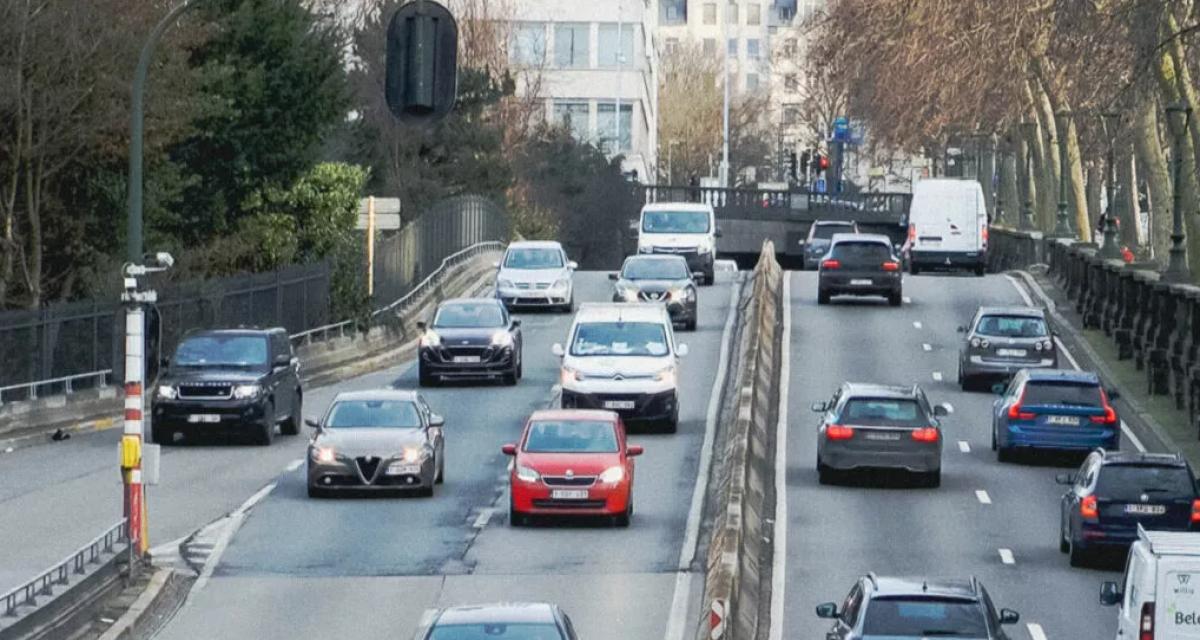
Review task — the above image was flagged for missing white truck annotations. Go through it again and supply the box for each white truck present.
[1101,525,1200,639]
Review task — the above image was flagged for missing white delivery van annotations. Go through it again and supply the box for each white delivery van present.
[1101,525,1200,640]
[637,202,719,286]
[904,178,988,276]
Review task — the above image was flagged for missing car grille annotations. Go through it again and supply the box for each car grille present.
[515,282,551,290]
[443,346,491,358]
[178,384,232,399]
[543,476,597,487]
[651,247,697,256]
[356,456,382,482]
[532,499,607,509]
[638,291,668,302]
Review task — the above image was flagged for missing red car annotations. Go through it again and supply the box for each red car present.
[502,409,643,527]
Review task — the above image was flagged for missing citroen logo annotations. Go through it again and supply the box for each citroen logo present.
[614,374,625,381]
[565,470,575,478]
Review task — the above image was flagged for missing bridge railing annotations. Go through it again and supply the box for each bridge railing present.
[635,185,911,224]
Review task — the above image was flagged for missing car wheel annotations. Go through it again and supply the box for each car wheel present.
[255,402,275,446]
[503,365,519,386]
[663,412,679,434]
[910,263,921,276]
[888,291,902,307]
[307,485,326,499]
[418,364,437,387]
[149,423,173,445]
[996,446,1015,463]
[281,391,302,436]
[685,317,697,332]
[613,506,632,528]
[702,269,715,287]
[436,453,445,485]
[1068,539,1091,567]
[974,264,986,277]
[923,469,941,488]
[990,426,998,451]
[517,351,524,379]
[817,289,831,305]
[959,369,973,392]
[1060,524,1071,553]
[510,499,527,527]
[817,459,834,485]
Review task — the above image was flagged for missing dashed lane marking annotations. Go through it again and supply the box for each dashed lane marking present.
[922,343,932,352]
[931,371,943,382]
[903,296,912,304]
[284,459,303,473]
[913,321,923,329]
[998,548,1015,565]
[472,508,495,529]
[1027,623,1048,640]
[958,441,970,453]
[975,490,992,505]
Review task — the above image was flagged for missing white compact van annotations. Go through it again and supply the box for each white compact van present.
[903,178,988,276]
[637,202,719,286]
[553,303,687,433]
[1101,525,1200,639]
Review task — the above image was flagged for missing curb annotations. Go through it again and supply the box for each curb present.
[95,569,178,640]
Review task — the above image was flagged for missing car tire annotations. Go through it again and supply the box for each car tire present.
[1060,527,1070,553]
[150,423,173,446]
[910,263,921,276]
[663,410,679,434]
[996,446,1015,463]
[685,317,697,332]
[702,269,715,287]
[510,499,528,527]
[974,264,986,277]
[281,391,302,436]
[817,460,835,485]
[503,365,519,386]
[613,506,632,528]
[1068,539,1091,567]
[418,364,437,387]
[817,289,831,305]
[255,402,275,446]
[925,469,941,488]
[436,453,445,485]
[990,427,998,451]
[888,291,902,307]
[517,352,524,380]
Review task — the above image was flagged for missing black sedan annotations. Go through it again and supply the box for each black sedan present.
[417,298,522,386]
[609,254,698,331]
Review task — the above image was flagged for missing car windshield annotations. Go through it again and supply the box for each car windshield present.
[571,322,669,357]
[1023,381,1103,407]
[524,420,619,453]
[840,398,926,427]
[862,598,989,637]
[975,314,1047,338]
[173,335,268,368]
[641,211,710,234]
[623,259,689,280]
[326,400,422,429]
[504,248,563,270]
[434,303,507,328]
[812,224,855,240]
[427,624,563,639]
[830,242,891,264]
[1096,465,1197,501]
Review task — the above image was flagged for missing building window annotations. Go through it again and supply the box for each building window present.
[782,38,798,57]
[747,3,762,25]
[554,100,590,141]
[665,37,680,54]
[703,38,717,55]
[703,3,717,24]
[509,22,546,66]
[727,1,739,24]
[746,73,760,91]
[747,39,761,59]
[555,23,590,69]
[784,74,799,92]
[728,38,738,56]
[782,104,801,125]
[597,102,633,154]
[598,24,636,68]
[661,0,687,24]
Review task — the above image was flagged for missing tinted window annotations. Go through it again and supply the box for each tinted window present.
[571,322,669,357]
[812,224,855,240]
[642,211,711,234]
[830,242,891,264]
[524,420,619,453]
[1096,465,1197,501]
[975,314,1047,338]
[326,400,422,429]
[840,398,926,427]
[505,248,564,269]
[862,598,989,637]
[434,303,507,328]
[428,624,563,640]
[174,335,268,368]
[623,259,689,280]
[1023,381,1103,407]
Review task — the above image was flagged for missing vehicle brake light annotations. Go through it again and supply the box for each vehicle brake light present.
[1191,499,1200,523]
[1081,495,1099,520]
[1090,390,1118,425]
[1140,602,1154,640]
[982,226,989,247]
[908,223,917,243]
[1007,389,1035,421]
[821,259,841,270]
[910,427,939,443]
[825,425,854,440]
[882,261,901,272]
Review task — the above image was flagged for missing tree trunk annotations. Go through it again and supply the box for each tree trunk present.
[1118,143,1142,250]
[1153,32,1200,277]
[1065,119,1092,242]
[1028,79,1061,231]
[1165,11,1200,184]
[999,133,1021,226]
[1133,99,1174,264]
[1086,162,1102,234]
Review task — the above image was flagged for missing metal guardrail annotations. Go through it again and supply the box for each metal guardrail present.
[0,370,112,407]
[291,241,506,347]
[2,520,128,619]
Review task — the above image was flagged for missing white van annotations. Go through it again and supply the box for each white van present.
[903,178,988,276]
[637,202,719,286]
[1100,525,1200,639]
[552,303,687,433]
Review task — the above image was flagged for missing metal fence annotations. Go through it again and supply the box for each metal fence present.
[636,185,912,224]
[1,519,128,619]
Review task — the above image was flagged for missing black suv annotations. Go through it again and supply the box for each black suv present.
[817,233,903,306]
[1057,450,1200,567]
[816,574,1020,639]
[152,328,302,446]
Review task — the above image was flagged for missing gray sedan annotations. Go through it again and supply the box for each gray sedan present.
[957,306,1057,391]
[306,390,445,498]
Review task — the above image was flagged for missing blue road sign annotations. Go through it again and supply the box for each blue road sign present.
[833,117,850,142]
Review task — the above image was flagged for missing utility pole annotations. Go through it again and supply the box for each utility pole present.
[720,0,731,188]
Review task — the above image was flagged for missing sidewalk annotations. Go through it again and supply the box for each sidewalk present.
[1013,267,1197,462]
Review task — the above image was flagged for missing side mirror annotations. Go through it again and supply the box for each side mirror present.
[933,403,953,417]
[1108,388,1121,400]
[628,445,644,457]
[998,609,1020,625]
[991,383,1007,395]
[274,354,291,368]
[609,273,620,281]
[811,402,827,413]
[815,602,838,619]
[416,320,427,331]
[501,443,517,456]
[511,319,522,328]
[492,261,500,269]
[568,261,579,270]
[430,414,445,428]
[714,228,724,238]
[1053,330,1061,338]
[305,418,321,430]
[676,343,689,357]
[1055,473,1075,485]
[1099,581,1123,606]
[552,343,565,357]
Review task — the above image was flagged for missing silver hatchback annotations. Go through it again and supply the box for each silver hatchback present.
[957,306,1057,391]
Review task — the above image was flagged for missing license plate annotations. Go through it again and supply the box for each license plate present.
[1046,415,1080,426]
[1125,504,1167,515]
[386,463,422,476]
[551,489,589,500]
[864,433,901,441]
[850,279,873,286]
[604,400,636,410]
[453,356,482,363]
[996,348,1027,357]
[187,414,221,424]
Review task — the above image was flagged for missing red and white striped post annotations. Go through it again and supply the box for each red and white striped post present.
[710,599,727,639]
[121,299,147,556]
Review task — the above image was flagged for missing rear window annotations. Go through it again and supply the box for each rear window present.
[830,242,892,263]
[840,398,926,427]
[1096,465,1197,501]
[428,624,562,639]
[974,314,1047,338]
[1023,381,1103,407]
[812,223,855,240]
[862,598,989,637]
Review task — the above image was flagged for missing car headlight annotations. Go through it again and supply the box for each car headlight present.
[420,330,441,348]
[491,330,515,348]
[617,285,640,302]
[561,366,582,385]
[970,337,981,348]
[156,385,177,400]
[551,278,570,291]
[696,243,713,255]
[656,366,677,386]
[401,446,424,463]
[515,464,540,483]
[599,465,625,484]
[669,287,695,302]
[232,384,261,399]
[497,278,515,289]
[638,246,653,254]
[312,446,336,463]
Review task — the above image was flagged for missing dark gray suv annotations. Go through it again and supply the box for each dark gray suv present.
[817,234,903,306]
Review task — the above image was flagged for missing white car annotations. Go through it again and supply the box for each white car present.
[553,303,687,433]
[637,202,719,286]
[494,241,577,312]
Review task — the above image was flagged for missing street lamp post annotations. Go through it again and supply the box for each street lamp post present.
[1163,101,1194,283]
[1052,110,1075,237]
[1020,121,1037,231]
[994,133,1006,226]
[1099,112,1123,260]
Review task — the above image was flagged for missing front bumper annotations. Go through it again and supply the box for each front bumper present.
[420,345,515,379]
[307,456,434,492]
[998,424,1119,452]
[511,479,630,516]
[819,273,901,296]
[819,447,941,473]
[496,287,571,308]
[962,355,1057,379]
[561,388,677,422]
[152,398,269,431]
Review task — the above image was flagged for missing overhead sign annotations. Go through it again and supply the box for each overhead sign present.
[833,116,851,142]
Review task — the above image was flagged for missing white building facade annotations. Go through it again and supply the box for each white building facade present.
[508,0,659,183]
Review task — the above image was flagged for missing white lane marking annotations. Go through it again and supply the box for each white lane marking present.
[922,343,932,352]
[932,371,943,382]
[903,296,912,304]
[958,441,971,453]
[975,490,992,505]
[193,481,277,593]
[913,321,923,329]
[472,508,495,529]
[1005,275,1147,453]
[998,548,1015,565]
[284,459,303,473]
[768,271,792,640]
[666,278,741,640]
[1027,622,1048,640]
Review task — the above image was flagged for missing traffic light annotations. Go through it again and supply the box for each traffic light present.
[386,0,459,125]
[818,153,830,171]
